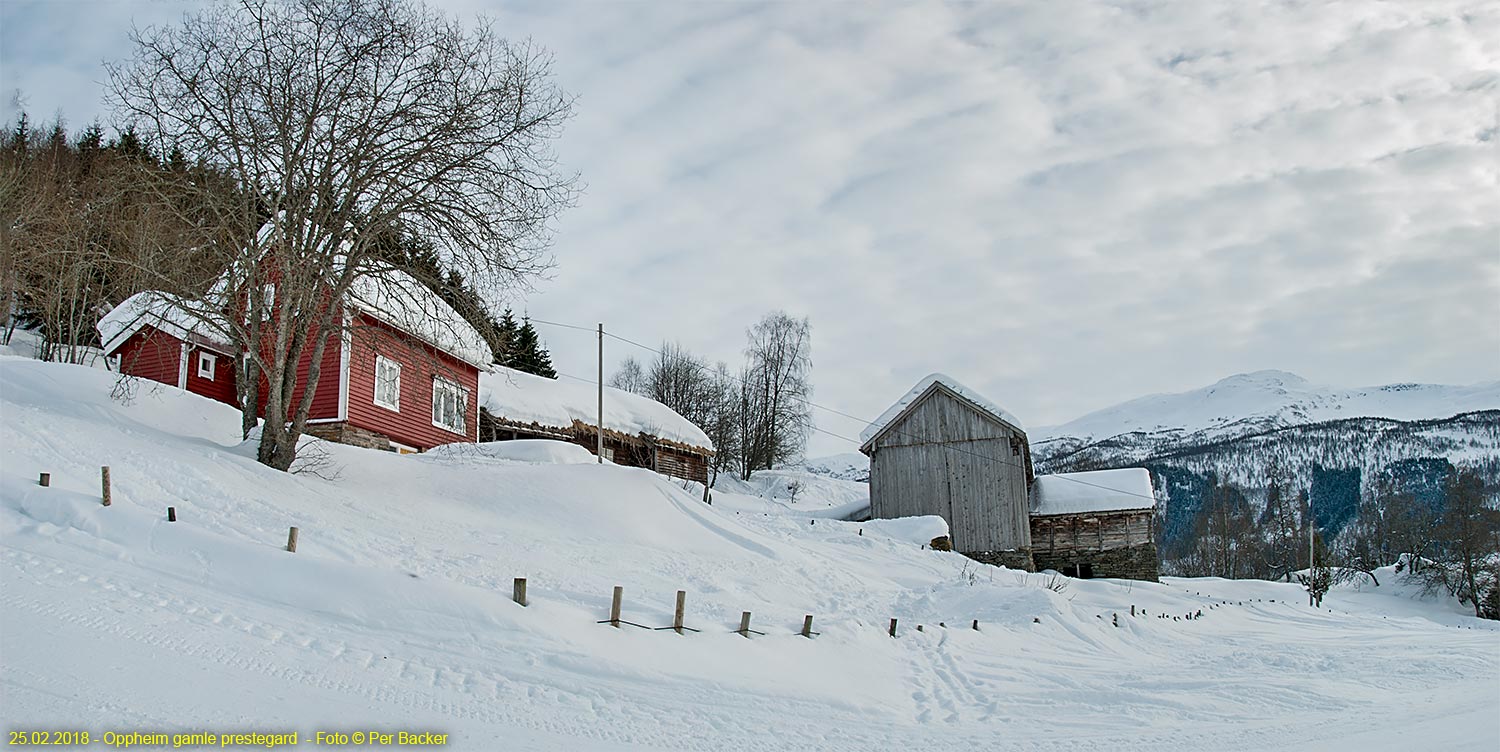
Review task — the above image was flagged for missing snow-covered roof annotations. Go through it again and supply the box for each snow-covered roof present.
[479,366,713,451]
[860,373,1025,447]
[348,271,493,368]
[1031,468,1156,516]
[96,292,232,356]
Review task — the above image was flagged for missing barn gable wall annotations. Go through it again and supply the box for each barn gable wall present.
[868,385,1032,553]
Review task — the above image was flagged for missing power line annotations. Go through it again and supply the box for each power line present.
[593,327,1028,472]
[540,319,1031,474]
[602,330,901,431]
[529,317,1156,502]
[526,317,597,334]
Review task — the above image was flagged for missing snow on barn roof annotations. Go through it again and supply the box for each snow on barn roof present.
[859,373,1025,447]
[1031,468,1156,516]
[96,292,232,355]
[479,366,713,451]
[348,271,492,368]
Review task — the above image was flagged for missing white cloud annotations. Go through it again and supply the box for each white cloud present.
[4,0,1496,454]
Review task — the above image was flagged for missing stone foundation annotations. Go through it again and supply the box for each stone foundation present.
[303,421,397,451]
[1033,542,1159,582]
[962,548,1036,572]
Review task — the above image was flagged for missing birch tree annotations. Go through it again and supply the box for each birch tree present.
[738,312,811,479]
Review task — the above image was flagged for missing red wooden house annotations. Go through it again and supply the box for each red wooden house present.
[97,273,492,453]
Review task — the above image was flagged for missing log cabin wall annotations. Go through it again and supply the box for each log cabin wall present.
[653,447,709,485]
[1030,509,1154,555]
[1030,509,1159,581]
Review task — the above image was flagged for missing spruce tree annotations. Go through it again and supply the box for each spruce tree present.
[495,309,519,367]
[511,317,556,378]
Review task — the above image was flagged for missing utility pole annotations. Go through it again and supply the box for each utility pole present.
[597,323,604,464]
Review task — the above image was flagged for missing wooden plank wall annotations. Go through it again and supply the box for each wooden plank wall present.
[868,386,1032,552]
[1030,509,1154,555]
[654,447,709,484]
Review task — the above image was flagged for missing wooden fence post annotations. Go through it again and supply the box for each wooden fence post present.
[888,618,898,637]
[1131,605,1136,617]
[801,615,814,638]
[609,586,623,627]
[100,466,111,506]
[38,472,50,487]
[739,611,752,637]
[286,526,298,553]
[673,590,686,634]
[971,619,979,631]
[513,578,528,607]
[167,507,176,522]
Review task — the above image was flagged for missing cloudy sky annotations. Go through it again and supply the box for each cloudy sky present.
[3,0,1497,455]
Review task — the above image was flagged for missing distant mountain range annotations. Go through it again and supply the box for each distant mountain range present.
[1030,371,1499,552]
[1032,370,1500,469]
[806,371,1499,551]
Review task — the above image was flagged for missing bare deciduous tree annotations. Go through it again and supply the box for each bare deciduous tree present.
[1258,458,1303,581]
[700,361,741,501]
[738,312,811,480]
[108,0,575,470]
[1,116,211,361]
[646,342,712,427]
[608,356,647,395]
[1420,471,1500,618]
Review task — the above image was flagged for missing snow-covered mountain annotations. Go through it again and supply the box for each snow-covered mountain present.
[1033,370,1500,454]
[1027,371,1500,552]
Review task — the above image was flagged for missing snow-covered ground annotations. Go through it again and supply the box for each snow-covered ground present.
[3,356,1498,751]
[707,467,871,520]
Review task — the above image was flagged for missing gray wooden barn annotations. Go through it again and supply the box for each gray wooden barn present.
[860,374,1159,580]
[858,374,1037,570]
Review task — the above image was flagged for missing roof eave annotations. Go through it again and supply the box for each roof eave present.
[862,381,1025,452]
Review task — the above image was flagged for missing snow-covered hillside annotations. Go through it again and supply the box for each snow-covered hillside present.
[1034,370,1500,448]
[802,452,870,483]
[3,357,1498,751]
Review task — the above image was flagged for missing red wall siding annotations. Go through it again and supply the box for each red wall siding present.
[345,313,479,450]
[255,324,343,422]
[115,327,183,388]
[183,346,239,407]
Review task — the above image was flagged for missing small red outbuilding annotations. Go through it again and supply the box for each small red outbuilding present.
[97,273,491,453]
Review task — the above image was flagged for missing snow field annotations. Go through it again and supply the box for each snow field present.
[2,357,1498,751]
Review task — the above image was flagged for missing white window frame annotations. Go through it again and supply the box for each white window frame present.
[197,351,217,380]
[431,377,468,435]
[373,355,401,411]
